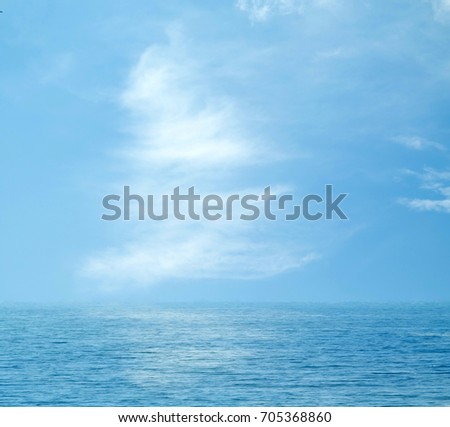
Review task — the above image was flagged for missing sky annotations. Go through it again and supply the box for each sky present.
[1,0,450,303]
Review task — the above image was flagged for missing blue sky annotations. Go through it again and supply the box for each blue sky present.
[1,0,450,303]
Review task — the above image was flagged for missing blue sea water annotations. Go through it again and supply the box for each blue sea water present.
[0,303,449,406]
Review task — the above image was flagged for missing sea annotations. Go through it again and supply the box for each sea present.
[0,303,449,406]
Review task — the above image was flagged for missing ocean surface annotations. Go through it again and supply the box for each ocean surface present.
[0,303,449,406]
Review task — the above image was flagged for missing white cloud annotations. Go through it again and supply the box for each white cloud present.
[401,198,450,213]
[236,0,274,22]
[431,0,450,22]
[400,167,450,214]
[314,46,355,62]
[392,136,445,151]
[236,0,336,22]
[84,221,317,288]
[120,45,264,172]
[82,34,316,288]
[238,0,450,25]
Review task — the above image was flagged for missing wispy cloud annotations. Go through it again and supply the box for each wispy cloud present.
[38,53,75,85]
[430,0,450,22]
[238,0,450,26]
[82,31,316,288]
[84,221,318,287]
[236,0,336,23]
[392,136,446,151]
[120,46,264,173]
[401,198,450,212]
[400,168,450,213]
